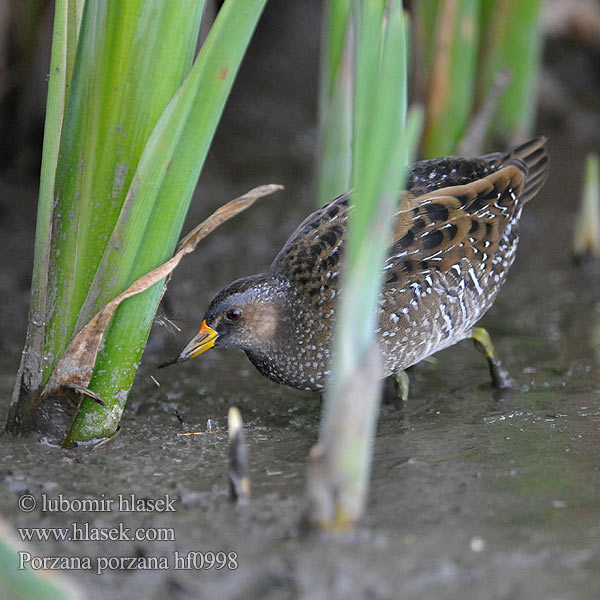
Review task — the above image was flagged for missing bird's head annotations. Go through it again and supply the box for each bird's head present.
[177,274,288,362]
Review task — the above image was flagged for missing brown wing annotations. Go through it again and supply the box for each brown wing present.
[271,167,525,295]
[271,137,548,300]
[270,192,350,300]
[385,136,548,289]
[384,165,525,289]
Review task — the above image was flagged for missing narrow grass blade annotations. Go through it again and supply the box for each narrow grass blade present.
[421,0,479,158]
[308,0,420,529]
[457,68,511,156]
[316,0,353,205]
[10,0,83,420]
[476,0,543,142]
[573,153,600,261]
[0,517,81,600]
[411,0,441,103]
[228,406,251,503]
[321,0,352,98]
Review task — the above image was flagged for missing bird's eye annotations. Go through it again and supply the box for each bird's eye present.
[225,308,242,322]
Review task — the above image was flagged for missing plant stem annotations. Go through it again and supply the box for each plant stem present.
[66,0,268,443]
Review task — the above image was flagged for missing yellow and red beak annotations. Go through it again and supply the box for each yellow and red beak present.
[178,320,218,362]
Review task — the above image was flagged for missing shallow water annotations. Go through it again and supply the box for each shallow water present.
[1,3,600,598]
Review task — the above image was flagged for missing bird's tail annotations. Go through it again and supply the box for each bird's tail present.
[507,136,549,204]
[483,136,549,205]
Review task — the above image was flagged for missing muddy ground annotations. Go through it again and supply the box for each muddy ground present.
[1,3,600,599]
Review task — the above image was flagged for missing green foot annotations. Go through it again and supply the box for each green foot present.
[393,370,410,405]
[472,327,510,388]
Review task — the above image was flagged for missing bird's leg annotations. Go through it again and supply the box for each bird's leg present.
[393,369,410,407]
[472,327,511,388]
